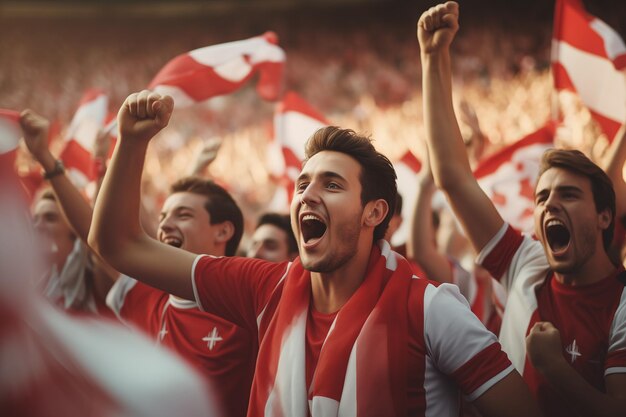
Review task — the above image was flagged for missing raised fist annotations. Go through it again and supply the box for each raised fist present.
[417,1,459,55]
[117,90,174,143]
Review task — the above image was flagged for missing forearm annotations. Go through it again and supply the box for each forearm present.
[541,359,626,417]
[408,178,453,282]
[421,51,473,191]
[37,151,93,243]
[603,123,626,218]
[89,139,149,263]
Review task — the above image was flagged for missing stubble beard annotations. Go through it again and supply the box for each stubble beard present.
[302,215,362,273]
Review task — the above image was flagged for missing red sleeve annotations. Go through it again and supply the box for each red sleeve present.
[481,225,524,281]
[192,256,290,330]
[119,283,165,336]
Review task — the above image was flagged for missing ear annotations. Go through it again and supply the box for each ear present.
[598,208,612,231]
[215,221,235,243]
[363,199,389,228]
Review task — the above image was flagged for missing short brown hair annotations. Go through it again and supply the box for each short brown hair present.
[537,149,615,250]
[304,126,397,241]
[170,177,243,256]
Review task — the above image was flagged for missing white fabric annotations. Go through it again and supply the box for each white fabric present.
[42,239,97,313]
[423,283,513,414]
[106,274,138,321]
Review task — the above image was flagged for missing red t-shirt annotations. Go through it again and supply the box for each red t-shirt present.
[107,276,256,417]
[192,254,514,416]
[481,225,626,417]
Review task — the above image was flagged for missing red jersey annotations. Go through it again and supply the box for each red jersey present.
[191,247,514,417]
[478,224,626,417]
[107,276,256,417]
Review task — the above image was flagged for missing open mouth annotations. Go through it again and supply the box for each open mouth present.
[300,214,327,244]
[163,237,183,248]
[545,219,570,254]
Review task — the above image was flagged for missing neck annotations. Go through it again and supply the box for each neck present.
[554,250,616,286]
[310,238,374,314]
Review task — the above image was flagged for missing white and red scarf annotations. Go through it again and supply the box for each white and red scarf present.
[250,241,416,417]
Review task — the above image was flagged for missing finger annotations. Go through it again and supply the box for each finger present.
[433,4,447,28]
[135,90,151,119]
[445,1,459,16]
[423,14,432,32]
[154,95,174,128]
[442,13,459,31]
[126,92,139,117]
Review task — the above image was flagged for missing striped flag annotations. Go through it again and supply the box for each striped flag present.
[266,92,328,212]
[59,90,108,187]
[552,0,626,140]
[474,123,556,233]
[149,32,285,107]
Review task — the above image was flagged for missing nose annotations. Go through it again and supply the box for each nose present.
[544,192,560,213]
[159,214,176,234]
[300,182,320,207]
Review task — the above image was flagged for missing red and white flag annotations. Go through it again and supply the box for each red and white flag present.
[474,123,556,233]
[59,90,108,188]
[391,150,422,246]
[266,91,328,211]
[149,32,285,108]
[552,0,626,140]
[0,109,21,173]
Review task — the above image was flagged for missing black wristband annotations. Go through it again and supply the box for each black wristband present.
[43,159,65,180]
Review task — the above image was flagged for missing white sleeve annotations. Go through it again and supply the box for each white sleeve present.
[424,283,514,399]
[607,288,626,376]
[105,275,138,322]
[476,223,548,292]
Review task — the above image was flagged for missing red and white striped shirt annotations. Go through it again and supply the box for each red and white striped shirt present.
[478,224,626,417]
[192,246,513,417]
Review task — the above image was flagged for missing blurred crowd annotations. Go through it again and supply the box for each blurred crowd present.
[0,2,611,237]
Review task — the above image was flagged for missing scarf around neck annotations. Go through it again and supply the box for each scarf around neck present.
[249,240,415,417]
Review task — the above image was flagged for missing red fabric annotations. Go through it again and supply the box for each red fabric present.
[149,32,285,103]
[119,281,256,417]
[481,226,524,281]
[527,268,626,417]
[552,0,626,140]
[484,226,626,417]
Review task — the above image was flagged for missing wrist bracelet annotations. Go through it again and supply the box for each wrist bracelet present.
[43,159,65,180]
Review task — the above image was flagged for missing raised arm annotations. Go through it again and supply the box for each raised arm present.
[602,120,626,229]
[418,1,503,253]
[21,109,118,295]
[20,110,93,242]
[88,91,197,300]
[407,150,454,283]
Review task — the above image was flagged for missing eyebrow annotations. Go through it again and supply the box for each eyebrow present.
[535,185,584,197]
[159,206,196,217]
[296,171,347,183]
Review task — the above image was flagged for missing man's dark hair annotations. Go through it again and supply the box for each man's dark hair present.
[256,212,298,255]
[537,149,615,250]
[170,176,243,256]
[304,126,397,241]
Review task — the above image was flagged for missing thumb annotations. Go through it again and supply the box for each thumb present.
[154,95,174,128]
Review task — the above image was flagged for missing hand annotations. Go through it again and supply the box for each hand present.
[417,1,459,55]
[526,321,565,374]
[118,90,174,143]
[190,138,222,176]
[19,109,51,162]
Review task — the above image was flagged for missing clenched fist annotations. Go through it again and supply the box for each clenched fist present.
[417,1,459,55]
[118,90,174,143]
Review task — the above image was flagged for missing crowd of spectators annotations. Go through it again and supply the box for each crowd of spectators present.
[0,1,613,236]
